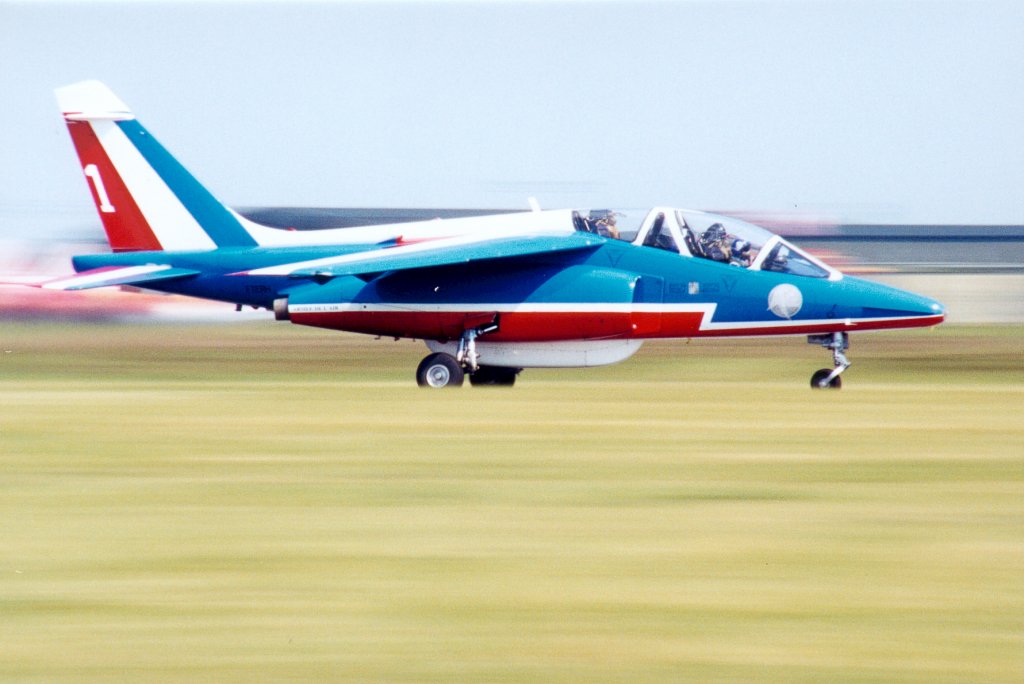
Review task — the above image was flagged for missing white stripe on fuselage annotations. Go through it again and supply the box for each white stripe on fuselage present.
[287,301,937,332]
[245,226,578,276]
[237,209,578,249]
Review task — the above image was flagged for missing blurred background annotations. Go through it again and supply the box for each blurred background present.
[2,0,1022,323]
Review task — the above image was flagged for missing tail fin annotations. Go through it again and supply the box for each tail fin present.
[55,81,258,252]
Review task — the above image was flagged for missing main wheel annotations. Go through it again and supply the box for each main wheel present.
[468,366,520,387]
[810,368,842,390]
[416,353,464,388]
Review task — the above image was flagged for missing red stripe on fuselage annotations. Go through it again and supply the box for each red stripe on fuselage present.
[684,313,946,337]
[65,121,162,252]
[289,309,642,341]
[289,308,944,342]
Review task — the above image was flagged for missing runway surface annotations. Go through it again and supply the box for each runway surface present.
[2,323,1021,682]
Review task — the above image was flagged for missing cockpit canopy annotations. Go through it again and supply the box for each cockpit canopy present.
[575,208,838,280]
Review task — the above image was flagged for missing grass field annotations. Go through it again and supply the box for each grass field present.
[1,321,1022,682]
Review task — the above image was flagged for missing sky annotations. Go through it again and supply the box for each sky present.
[1,0,1022,240]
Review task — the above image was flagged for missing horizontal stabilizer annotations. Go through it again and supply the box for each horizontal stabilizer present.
[243,232,605,279]
[40,265,199,291]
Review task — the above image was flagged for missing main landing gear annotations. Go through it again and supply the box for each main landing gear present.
[415,354,521,388]
[416,352,464,388]
[808,332,850,390]
[415,321,521,389]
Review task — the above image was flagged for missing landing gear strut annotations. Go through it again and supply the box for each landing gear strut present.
[417,319,513,389]
[456,327,485,374]
[808,332,850,390]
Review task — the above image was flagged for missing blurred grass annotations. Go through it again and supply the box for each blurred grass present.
[1,321,1022,682]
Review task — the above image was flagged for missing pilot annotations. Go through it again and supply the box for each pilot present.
[602,213,620,240]
[591,211,620,240]
[730,239,753,267]
[700,223,731,262]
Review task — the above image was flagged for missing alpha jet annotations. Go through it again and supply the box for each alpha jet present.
[40,81,944,388]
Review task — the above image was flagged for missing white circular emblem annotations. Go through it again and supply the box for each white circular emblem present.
[768,284,803,319]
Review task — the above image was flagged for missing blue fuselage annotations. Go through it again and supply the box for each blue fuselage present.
[74,238,944,342]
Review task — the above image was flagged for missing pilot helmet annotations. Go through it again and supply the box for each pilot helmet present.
[702,223,726,242]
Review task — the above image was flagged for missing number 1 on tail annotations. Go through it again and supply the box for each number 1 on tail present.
[83,164,115,213]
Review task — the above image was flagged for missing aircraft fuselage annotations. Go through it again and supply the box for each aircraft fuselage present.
[74,236,943,344]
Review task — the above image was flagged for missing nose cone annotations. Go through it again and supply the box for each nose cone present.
[890,285,945,319]
[926,297,946,320]
[839,276,945,329]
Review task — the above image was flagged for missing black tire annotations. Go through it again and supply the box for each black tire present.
[416,353,464,388]
[810,368,842,390]
[468,366,520,387]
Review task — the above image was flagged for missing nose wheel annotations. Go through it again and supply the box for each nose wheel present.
[810,367,842,389]
[808,332,850,390]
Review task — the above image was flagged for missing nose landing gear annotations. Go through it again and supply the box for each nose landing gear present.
[808,332,850,390]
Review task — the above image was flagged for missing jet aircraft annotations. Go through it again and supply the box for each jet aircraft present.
[36,80,944,388]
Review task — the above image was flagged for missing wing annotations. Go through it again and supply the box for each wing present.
[37,265,200,291]
[240,232,605,280]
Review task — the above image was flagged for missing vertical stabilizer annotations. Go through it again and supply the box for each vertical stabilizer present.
[55,81,257,251]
